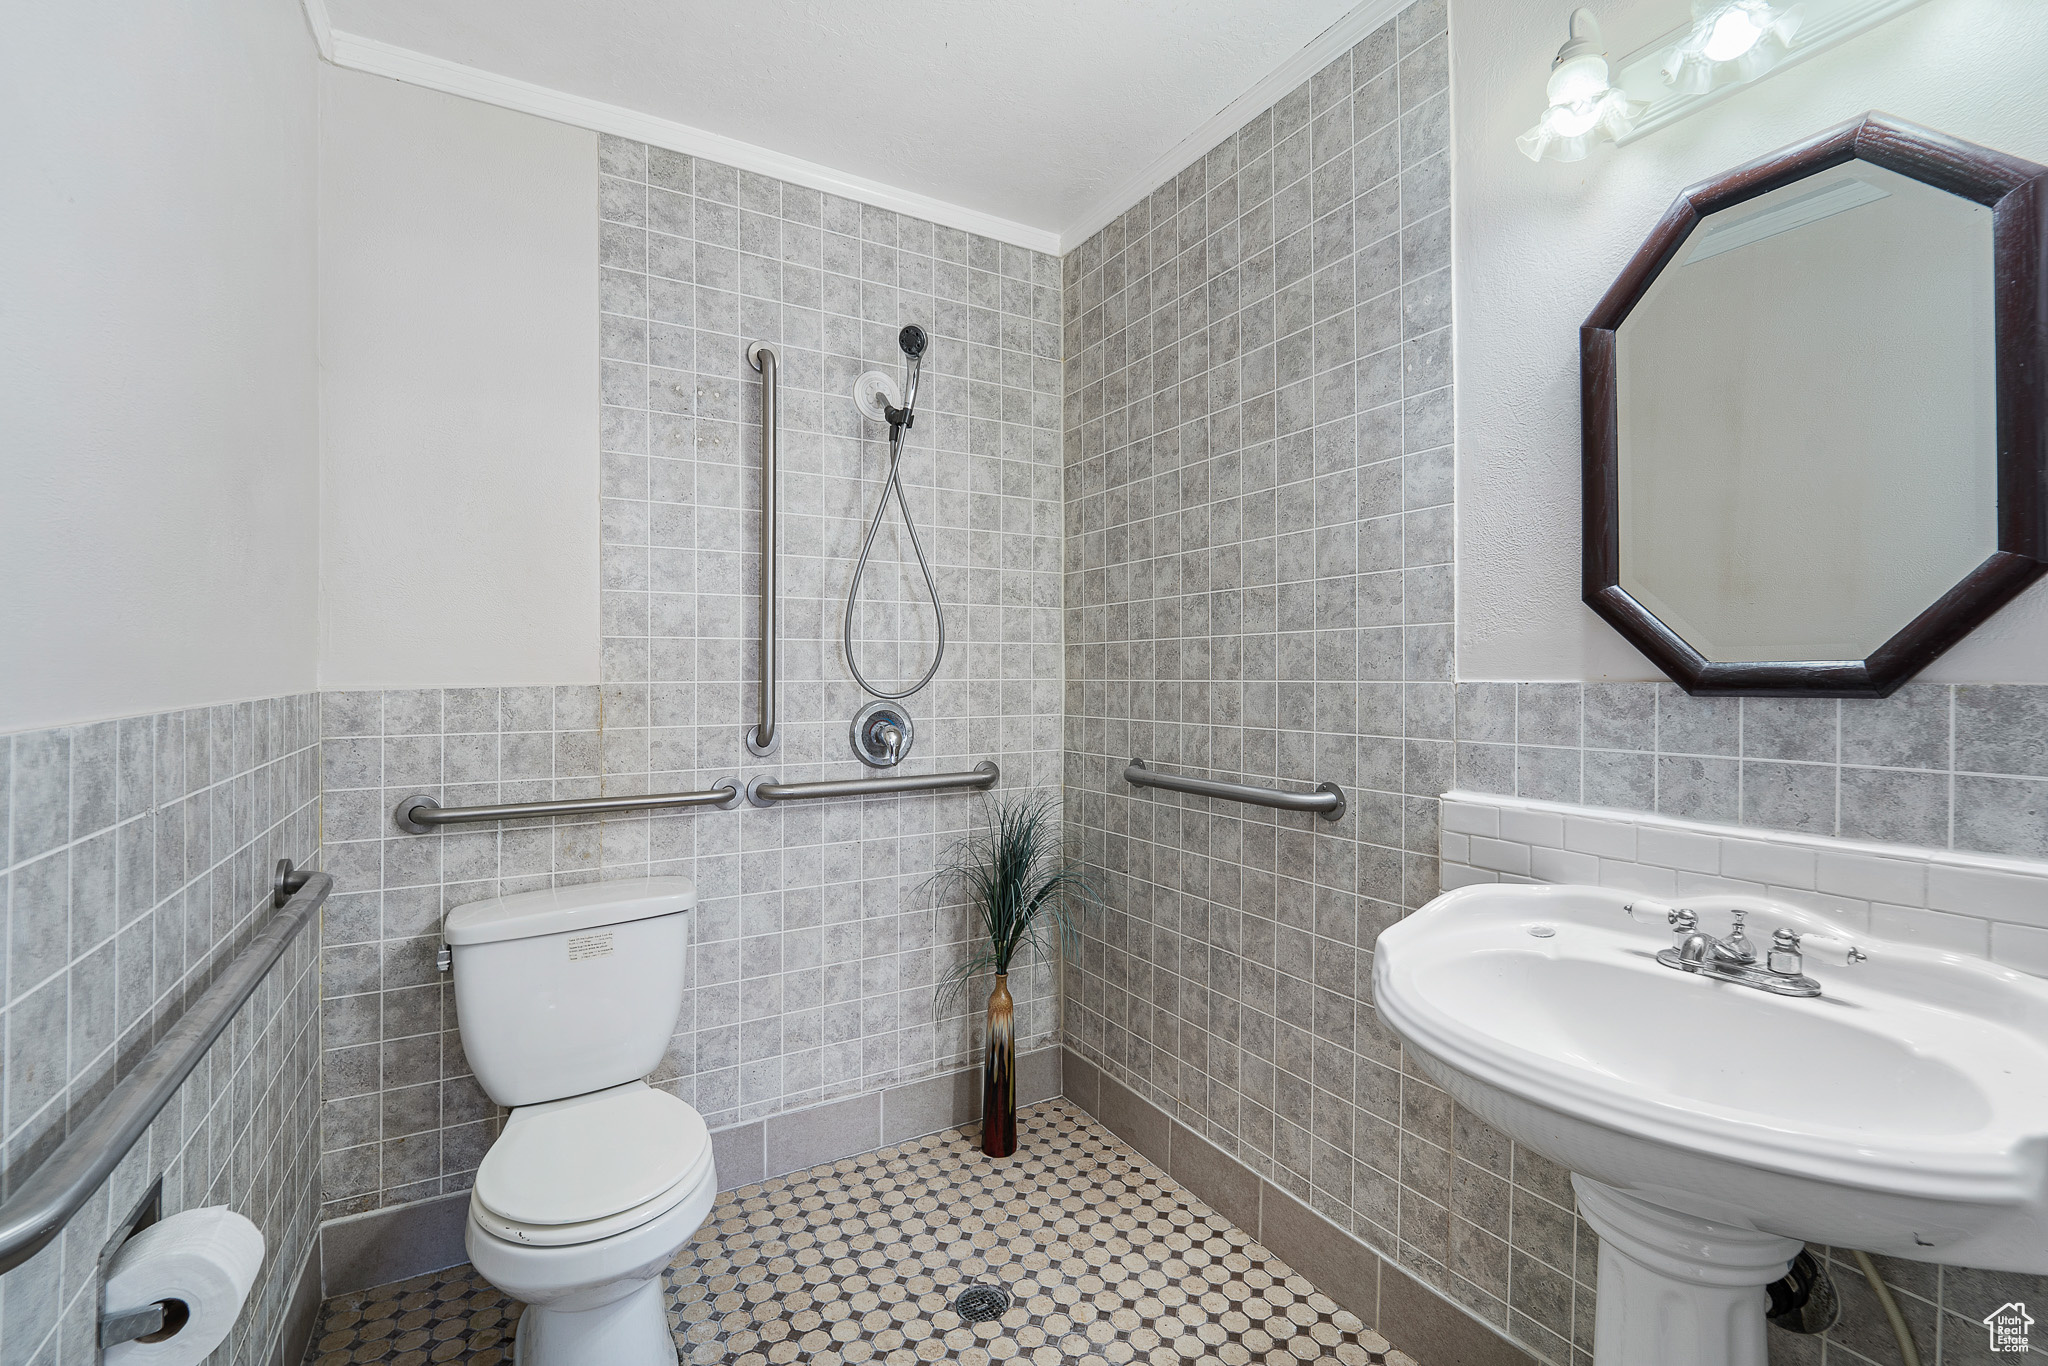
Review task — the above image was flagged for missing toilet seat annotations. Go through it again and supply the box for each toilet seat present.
[472,1081,712,1247]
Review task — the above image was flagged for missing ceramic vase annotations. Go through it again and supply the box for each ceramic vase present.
[982,973,1016,1157]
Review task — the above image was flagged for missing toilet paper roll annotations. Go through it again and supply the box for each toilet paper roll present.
[103,1206,265,1366]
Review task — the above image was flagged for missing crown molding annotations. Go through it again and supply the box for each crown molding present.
[316,29,1063,256]
[301,0,1414,258]
[298,0,334,61]
[1055,0,1411,251]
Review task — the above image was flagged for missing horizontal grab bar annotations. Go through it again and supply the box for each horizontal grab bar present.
[395,783,742,833]
[1124,758,1346,822]
[746,760,999,807]
[0,861,332,1275]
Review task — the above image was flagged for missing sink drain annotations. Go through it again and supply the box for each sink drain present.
[951,1284,1011,1323]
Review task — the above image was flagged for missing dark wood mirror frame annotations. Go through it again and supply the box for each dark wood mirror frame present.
[1582,112,2048,698]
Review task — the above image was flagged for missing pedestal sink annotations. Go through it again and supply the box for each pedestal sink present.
[1373,883,2048,1366]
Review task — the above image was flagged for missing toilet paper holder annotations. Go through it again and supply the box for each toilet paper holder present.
[103,1299,183,1351]
[98,1177,167,1355]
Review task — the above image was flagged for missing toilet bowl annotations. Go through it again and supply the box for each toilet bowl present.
[465,1084,716,1364]
[444,878,714,1366]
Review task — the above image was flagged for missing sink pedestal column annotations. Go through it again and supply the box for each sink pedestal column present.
[1574,1176,1803,1366]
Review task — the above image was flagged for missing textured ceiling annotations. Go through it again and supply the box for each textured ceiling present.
[322,0,1364,240]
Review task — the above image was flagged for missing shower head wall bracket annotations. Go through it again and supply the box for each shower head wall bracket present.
[853,370,903,422]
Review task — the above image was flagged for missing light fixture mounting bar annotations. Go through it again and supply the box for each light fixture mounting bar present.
[1611,0,1935,145]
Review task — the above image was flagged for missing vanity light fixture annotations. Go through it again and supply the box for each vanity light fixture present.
[1517,8,1647,163]
[1662,0,1803,94]
[1524,0,1934,158]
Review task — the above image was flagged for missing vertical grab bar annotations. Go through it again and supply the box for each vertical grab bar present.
[746,341,779,755]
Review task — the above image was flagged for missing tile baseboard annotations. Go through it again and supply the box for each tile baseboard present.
[1062,1048,1539,1366]
[267,1235,325,1366]
[713,1044,1064,1189]
[318,1046,1063,1296]
[321,1189,471,1297]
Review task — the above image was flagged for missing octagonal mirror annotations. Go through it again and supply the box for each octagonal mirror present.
[1582,113,2048,697]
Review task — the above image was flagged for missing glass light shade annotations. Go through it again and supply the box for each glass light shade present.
[1518,51,1645,163]
[1547,52,1614,106]
[1518,89,1642,161]
[1662,0,1803,95]
[1704,7,1767,59]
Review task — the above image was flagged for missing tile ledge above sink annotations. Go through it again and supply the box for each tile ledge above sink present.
[1436,787,2048,976]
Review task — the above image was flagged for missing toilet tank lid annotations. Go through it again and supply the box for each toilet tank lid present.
[444,876,696,946]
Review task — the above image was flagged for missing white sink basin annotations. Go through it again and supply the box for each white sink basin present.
[1374,882,2048,1366]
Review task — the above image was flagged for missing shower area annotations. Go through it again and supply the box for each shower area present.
[586,148,1067,1127]
[324,142,1069,1207]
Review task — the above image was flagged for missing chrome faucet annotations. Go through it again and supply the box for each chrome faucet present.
[1625,901,1866,998]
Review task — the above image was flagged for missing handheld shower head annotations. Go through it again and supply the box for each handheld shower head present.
[845,322,949,703]
[893,324,927,425]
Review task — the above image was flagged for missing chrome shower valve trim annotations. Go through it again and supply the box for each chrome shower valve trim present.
[851,702,913,767]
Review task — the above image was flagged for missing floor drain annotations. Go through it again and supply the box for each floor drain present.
[951,1284,1011,1322]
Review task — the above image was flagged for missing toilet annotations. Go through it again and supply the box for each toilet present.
[444,876,714,1366]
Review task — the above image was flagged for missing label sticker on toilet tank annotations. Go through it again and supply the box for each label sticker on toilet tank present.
[566,931,614,962]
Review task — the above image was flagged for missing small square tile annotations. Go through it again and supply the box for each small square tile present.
[1517,684,1581,749]
[1841,684,1949,771]
[1741,761,1835,836]
[1740,698,1837,763]
[1957,685,2048,778]
[1657,687,1738,758]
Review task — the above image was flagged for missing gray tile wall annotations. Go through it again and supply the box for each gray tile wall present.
[1455,681,2048,862]
[316,686,605,1220]
[316,135,1070,1218]
[0,698,322,1365]
[1059,4,2048,1359]
[591,133,1066,1122]
[1453,681,2048,1364]
[1057,0,1551,1356]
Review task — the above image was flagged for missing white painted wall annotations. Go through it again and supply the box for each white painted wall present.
[1452,0,2048,682]
[0,0,320,733]
[318,67,600,689]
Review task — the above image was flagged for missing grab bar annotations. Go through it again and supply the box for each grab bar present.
[0,860,331,1274]
[1124,758,1346,822]
[746,760,998,807]
[746,340,780,757]
[394,782,742,833]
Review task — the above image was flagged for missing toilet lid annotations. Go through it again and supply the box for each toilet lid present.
[475,1082,710,1229]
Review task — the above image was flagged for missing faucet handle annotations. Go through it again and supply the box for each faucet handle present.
[1800,932,1868,967]
[1624,899,1695,931]
[1770,926,1866,972]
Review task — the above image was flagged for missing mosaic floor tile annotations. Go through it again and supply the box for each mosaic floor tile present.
[305,1100,1424,1365]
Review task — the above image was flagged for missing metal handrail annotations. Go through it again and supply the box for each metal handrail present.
[745,760,998,807]
[394,782,742,834]
[0,861,332,1274]
[1124,758,1346,822]
[745,340,780,757]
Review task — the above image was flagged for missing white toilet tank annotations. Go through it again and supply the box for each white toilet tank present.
[445,876,695,1107]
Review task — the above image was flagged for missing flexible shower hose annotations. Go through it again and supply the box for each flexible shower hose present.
[843,423,945,700]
